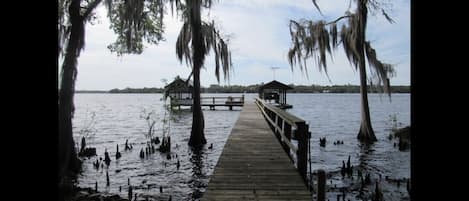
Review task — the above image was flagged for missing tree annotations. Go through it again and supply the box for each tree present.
[58,0,102,183]
[104,0,166,56]
[288,0,395,143]
[58,0,166,182]
[169,0,233,147]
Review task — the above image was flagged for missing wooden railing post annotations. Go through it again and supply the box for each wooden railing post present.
[282,122,292,158]
[274,114,279,140]
[296,122,308,182]
[317,169,326,201]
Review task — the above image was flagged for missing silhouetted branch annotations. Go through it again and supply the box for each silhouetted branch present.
[185,71,193,84]
[311,0,323,15]
[83,0,102,19]
[326,15,352,25]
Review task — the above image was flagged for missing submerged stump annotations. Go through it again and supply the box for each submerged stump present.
[104,149,111,166]
[79,147,97,157]
[116,144,121,160]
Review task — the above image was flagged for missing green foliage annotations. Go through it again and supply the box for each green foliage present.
[288,0,396,96]
[58,0,102,57]
[171,0,233,82]
[289,0,399,142]
[105,0,166,56]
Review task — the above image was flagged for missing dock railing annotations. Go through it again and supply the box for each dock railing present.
[255,97,311,185]
[200,96,244,105]
[170,95,244,110]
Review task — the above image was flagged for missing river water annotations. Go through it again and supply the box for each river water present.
[73,93,410,200]
[287,93,410,201]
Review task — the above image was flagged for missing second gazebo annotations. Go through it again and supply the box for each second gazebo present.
[164,76,193,109]
[259,80,293,109]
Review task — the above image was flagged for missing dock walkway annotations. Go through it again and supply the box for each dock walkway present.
[202,100,312,201]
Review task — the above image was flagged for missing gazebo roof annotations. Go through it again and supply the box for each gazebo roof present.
[259,80,293,90]
[164,77,193,91]
[164,76,193,98]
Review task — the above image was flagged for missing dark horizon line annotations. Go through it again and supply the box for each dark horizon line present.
[75,92,411,94]
[76,84,411,92]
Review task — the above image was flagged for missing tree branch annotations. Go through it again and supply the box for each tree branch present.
[302,38,343,58]
[82,0,102,19]
[312,0,323,15]
[185,71,193,84]
[326,15,352,25]
[202,21,228,43]
[291,15,351,27]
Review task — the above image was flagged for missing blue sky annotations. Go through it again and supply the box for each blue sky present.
[65,0,410,90]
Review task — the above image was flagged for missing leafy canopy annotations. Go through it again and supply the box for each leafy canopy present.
[288,0,396,96]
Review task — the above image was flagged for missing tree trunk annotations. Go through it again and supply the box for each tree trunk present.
[188,0,207,147]
[356,0,377,143]
[58,0,83,182]
[357,58,376,142]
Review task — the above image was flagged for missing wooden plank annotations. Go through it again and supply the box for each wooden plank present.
[202,101,311,201]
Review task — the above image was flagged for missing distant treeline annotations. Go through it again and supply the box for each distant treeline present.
[76,90,108,93]
[109,87,164,93]
[101,85,409,93]
[204,84,409,93]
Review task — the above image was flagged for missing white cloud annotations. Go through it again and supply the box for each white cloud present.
[66,0,410,90]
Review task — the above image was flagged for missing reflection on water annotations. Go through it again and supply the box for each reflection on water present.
[73,93,409,200]
[188,148,206,200]
[357,143,375,172]
[73,93,240,200]
[287,93,410,201]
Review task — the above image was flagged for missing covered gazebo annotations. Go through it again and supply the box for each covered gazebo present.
[164,76,193,108]
[259,80,293,109]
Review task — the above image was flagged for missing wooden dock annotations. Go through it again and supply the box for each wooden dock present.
[202,100,312,201]
[170,96,244,110]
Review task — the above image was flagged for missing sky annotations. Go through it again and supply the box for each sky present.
[62,0,410,90]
